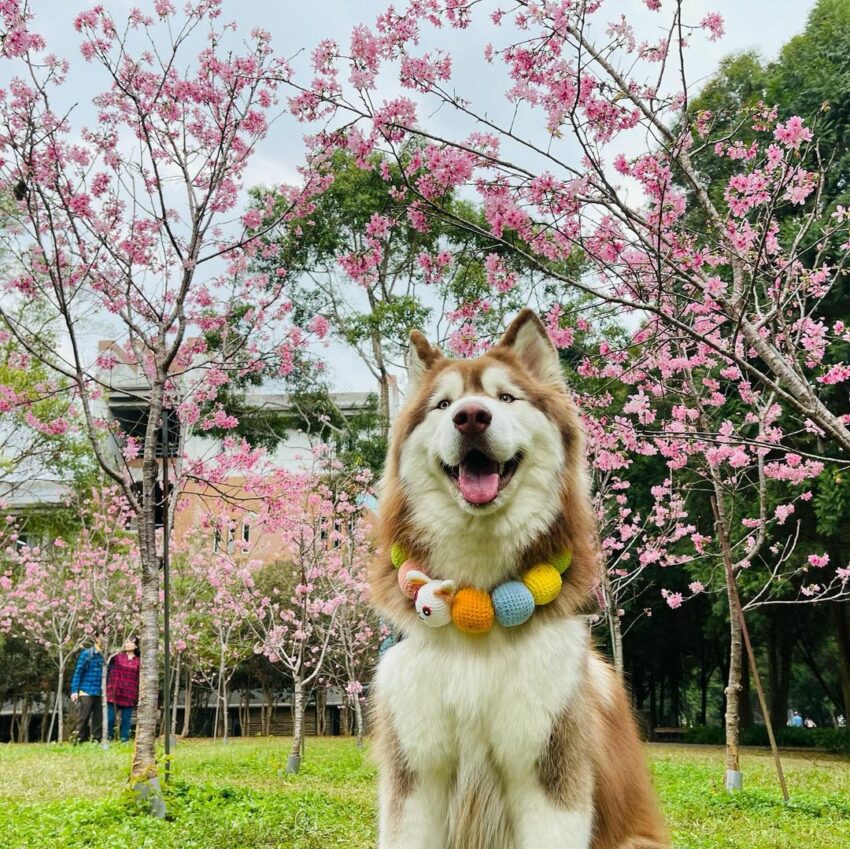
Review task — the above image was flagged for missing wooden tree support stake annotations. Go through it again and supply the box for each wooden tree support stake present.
[737,601,790,802]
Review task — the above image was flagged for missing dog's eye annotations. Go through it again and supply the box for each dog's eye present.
[436,399,451,410]
[498,393,516,403]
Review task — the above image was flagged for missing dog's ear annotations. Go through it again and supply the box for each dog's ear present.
[499,309,563,386]
[407,330,443,392]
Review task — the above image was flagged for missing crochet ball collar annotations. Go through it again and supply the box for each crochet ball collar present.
[390,543,572,635]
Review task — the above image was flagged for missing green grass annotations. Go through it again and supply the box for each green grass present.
[0,738,847,848]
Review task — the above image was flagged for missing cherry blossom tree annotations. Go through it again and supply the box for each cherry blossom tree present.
[583,320,850,787]
[0,535,86,742]
[287,0,850,454]
[0,0,325,790]
[247,456,371,772]
[318,507,379,747]
[70,487,141,747]
[189,549,259,743]
[281,0,850,790]
[0,485,140,742]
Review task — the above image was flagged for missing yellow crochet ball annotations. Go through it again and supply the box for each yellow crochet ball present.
[552,550,573,574]
[451,587,495,635]
[523,564,562,606]
[390,543,408,569]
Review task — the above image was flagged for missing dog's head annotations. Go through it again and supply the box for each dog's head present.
[373,310,598,624]
[401,309,569,524]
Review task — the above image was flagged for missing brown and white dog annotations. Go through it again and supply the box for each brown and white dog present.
[370,310,669,849]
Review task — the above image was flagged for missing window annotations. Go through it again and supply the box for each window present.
[109,404,180,457]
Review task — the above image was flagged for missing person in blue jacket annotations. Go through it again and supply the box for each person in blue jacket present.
[70,634,104,743]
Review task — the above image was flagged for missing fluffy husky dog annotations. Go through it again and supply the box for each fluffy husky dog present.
[370,310,669,849]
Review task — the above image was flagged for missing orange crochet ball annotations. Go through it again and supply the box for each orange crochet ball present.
[451,587,494,634]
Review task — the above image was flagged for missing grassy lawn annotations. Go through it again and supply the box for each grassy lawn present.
[0,738,847,848]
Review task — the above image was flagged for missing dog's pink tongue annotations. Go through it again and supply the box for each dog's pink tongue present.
[458,467,500,504]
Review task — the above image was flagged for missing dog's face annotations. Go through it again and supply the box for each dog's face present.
[400,348,564,519]
[385,310,581,586]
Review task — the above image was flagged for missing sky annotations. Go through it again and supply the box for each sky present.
[12,0,820,394]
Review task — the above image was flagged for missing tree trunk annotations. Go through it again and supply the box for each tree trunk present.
[132,549,161,786]
[724,611,743,786]
[54,658,65,742]
[316,688,326,737]
[287,676,304,773]
[18,696,31,743]
[181,667,192,737]
[711,492,744,791]
[369,322,391,440]
[130,388,166,817]
[10,699,17,743]
[42,690,53,742]
[170,654,181,738]
[217,644,229,743]
[601,571,624,676]
[221,684,229,743]
[353,696,364,749]
[101,648,111,747]
[832,603,850,723]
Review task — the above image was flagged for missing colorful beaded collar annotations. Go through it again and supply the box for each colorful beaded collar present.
[390,543,572,635]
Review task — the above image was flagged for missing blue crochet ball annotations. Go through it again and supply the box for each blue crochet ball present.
[492,581,535,628]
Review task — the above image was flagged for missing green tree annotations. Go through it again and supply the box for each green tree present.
[0,307,96,502]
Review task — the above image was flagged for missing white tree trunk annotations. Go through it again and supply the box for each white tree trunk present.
[56,658,65,742]
[353,696,364,749]
[101,649,111,747]
[724,598,744,790]
[287,676,304,773]
[171,653,181,738]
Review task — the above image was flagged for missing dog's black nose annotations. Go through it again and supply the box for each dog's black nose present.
[453,403,492,436]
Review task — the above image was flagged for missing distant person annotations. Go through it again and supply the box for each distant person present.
[70,635,104,743]
[837,714,846,729]
[790,710,804,728]
[804,717,817,728]
[107,637,140,742]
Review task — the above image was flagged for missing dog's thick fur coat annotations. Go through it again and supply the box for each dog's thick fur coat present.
[371,310,669,849]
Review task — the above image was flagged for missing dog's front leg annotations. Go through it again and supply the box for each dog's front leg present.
[506,791,593,849]
[507,778,594,849]
[378,767,451,849]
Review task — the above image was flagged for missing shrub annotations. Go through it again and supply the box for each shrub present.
[680,726,850,753]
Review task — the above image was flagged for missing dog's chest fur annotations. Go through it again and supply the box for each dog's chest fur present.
[376,617,589,780]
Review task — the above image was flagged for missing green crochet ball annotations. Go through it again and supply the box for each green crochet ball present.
[553,550,573,574]
[390,543,408,569]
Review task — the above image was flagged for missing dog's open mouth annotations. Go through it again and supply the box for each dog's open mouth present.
[442,449,521,506]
